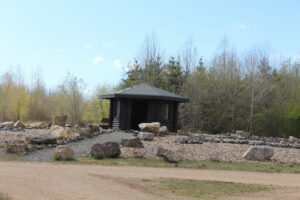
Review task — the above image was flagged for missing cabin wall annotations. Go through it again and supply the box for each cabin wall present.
[147,100,177,132]
[109,98,179,132]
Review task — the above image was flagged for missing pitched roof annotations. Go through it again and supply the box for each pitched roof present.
[99,83,189,102]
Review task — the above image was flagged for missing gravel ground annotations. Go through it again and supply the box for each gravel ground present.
[23,132,134,161]
[122,135,300,163]
[2,129,300,163]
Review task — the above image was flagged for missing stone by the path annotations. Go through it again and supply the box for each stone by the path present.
[121,138,143,148]
[156,146,182,163]
[138,132,154,141]
[6,142,26,154]
[54,145,75,160]
[91,142,121,159]
[26,135,57,145]
[243,146,274,161]
[87,124,100,133]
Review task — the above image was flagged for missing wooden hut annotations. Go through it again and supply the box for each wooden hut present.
[100,83,189,132]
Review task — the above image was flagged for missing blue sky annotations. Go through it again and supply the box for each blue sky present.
[0,0,300,90]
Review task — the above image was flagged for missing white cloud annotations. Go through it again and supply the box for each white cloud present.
[84,44,92,49]
[57,48,65,53]
[102,40,117,49]
[234,24,247,30]
[113,59,122,69]
[296,54,300,62]
[93,56,104,64]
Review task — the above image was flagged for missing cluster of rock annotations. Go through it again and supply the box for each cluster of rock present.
[175,133,300,149]
[0,120,51,131]
[138,122,168,136]
[4,115,103,154]
[119,123,182,163]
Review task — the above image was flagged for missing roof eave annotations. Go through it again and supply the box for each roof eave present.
[100,93,189,102]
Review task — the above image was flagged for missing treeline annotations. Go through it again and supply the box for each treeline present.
[0,70,112,125]
[120,36,300,138]
[1,35,300,138]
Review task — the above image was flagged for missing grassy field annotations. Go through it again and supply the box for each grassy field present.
[142,178,273,200]
[55,157,300,173]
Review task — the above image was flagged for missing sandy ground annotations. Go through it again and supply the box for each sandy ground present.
[0,161,300,200]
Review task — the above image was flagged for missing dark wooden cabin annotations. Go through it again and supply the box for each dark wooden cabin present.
[99,83,189,132]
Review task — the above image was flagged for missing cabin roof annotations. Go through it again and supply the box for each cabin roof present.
[99,83,189,102]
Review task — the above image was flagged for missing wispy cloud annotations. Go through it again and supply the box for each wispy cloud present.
[296,54,300,62]
[234,24,247,30]
[93,56,104,64]
[102,40,117,49]
[57,48,65,54]
[84,44,92,49]
[113,59,122,69]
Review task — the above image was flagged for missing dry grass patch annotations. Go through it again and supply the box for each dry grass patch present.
[144,178,273,200]
[0,193,11,200]
[63,157,300,174]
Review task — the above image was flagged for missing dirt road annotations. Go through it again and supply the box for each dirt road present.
[0,161,299,200]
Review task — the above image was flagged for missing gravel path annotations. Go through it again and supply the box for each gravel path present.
[23,132,134,161]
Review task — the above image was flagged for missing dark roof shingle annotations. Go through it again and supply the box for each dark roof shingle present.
[100,83,189,102]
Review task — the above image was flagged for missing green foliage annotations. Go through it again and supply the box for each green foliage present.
[82,84,113,123]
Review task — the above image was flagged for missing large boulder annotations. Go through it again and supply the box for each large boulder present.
[236,130,251,137]
[87,124,100,133]
[0,121,14,128]
[51,125,74,139]
[6,142,26,154]
[26,135,57,145]
[159,126,168,135]
[74,127,92,137]
[138,122,161,134]
[54,145,75,160]
[156,146,182,163]
[138,132,154,141]
[13,120,25,129]
[243,146,274,161]
[121,138,143,148]
[53,115,67,127]
[91,142,121,159]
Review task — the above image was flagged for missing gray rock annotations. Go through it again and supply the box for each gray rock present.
[91,142,121,159]
[243,146,274,161]
[6,143,26,154]
[121,138,143,148]
[54,145,75,160]
[156,146,182,163]
[26,135,57,145]
[138,132,154,141]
